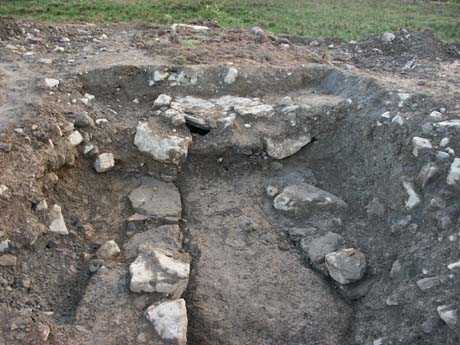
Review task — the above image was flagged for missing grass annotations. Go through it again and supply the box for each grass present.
[1,0,459,41]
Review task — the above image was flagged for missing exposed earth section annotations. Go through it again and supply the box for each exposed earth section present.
[0,18,459,345]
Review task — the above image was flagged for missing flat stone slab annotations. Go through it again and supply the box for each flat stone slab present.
[128,179,182,222]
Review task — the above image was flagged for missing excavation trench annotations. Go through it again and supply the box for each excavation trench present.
[27,63,453,345]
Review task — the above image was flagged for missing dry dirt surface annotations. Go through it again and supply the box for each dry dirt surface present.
[0,18,460,345]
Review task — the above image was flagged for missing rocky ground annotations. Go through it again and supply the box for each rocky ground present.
[0,18,459,345]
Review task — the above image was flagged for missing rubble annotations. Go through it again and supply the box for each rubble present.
[325,248,367,284]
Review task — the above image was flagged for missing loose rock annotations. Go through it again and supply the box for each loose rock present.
[94,153,115,173]
[437,305,458,330]
[264,135,312,160]
[447,158,460,187]
[301,232,344,264]
[224,67,238,84]
[412,137,432,157]
[154,94,172,109]
[68,130,84,146]
[145,299,187,345]
[96,240,121,259]
[273,183,347,214]
[44,78,59,88]
[48,204,69,235]
[325,248,367,284]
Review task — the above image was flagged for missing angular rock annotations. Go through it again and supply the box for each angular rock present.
[264,135,312,159]
[417,163,439,188]
[45,78,59,88]
[273,183,347,214]
[437,305,458,330]
[49,204,69,235]
[447,158,460,187]
[402,181,421,209]
[129,247,190,298]
[134,122,191,165]
[325,248,367,284]
[129,179,182,222]
[412,137,432,157]
[416,276,442,291]
[96,240,121,259]
[382,32,396,42]
[68,130,84,146]
[302,232,344,264]
[224,67,238,84]
[145,299,187,345]
[154,94,172,109]
[94,153,115,173]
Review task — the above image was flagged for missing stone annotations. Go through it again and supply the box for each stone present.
[265,185,279,197]
[154,94,172,109]
[0,240,10,253]
[440,137,450,147]
[145,299,187,345]
[129,247,190,298]
[171,23,209,32]
[434,119,460,128]
[0,142,12,152]
[44,78,59,88]
[134,122,191,165]
[264,135,312,159]
[88,259,104,273]
[325,248,367,284]
[447,158,460,187]
[0,254,17,266]
[416,276,442,291]
[234,103,274,118]
[412,137,432,157]
[124,225,183,260]
[381,32,396,42]
[96,240,121,259]
[48,204,69,235]
[430,110,443,120]
[36,199,48,211]
[94,153,115,173]
[224,67,238,84]
[402,181,421,209]
[417,163,439,188]
[128,179,182,222]
[273,183,347,215]
[437,305,458,330]
[301,232,344,264]
[250,26,268,43]
[68,130,84,146]
[73,112,95,128]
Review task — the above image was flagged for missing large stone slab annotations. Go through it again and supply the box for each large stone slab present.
[146,299,188,345]
[273,183,347,215]
[128,179,182,222]
[134,121,191,165]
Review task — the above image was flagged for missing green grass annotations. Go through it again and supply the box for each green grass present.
[1,0,460,41]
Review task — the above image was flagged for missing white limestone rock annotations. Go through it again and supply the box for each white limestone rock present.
[437,305,458,330]
[67,130,84,146]
[224,67,238,84]
[96,240,121,259]
[145,299,188,345]
[134,122,191,165]
[154,94,172,109]
[273,183,347,214]
[94,153,115,173]
[412,137,432,157]
[129,247,190,298]
[45,78,60,88]
[264,135,312,159]
[447,158,460,187]
[49,204,69,235]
